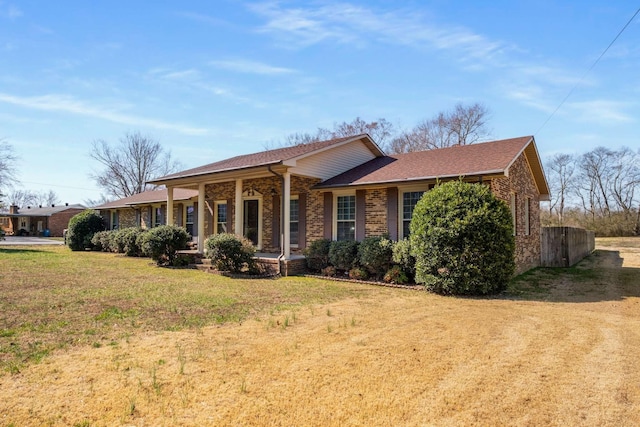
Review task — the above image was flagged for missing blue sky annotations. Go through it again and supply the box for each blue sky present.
[1,1,638,204]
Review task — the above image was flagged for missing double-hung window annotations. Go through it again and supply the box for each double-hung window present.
[402,191,424,238]
[336,195,356,241]
[154,206,164,227]
[290,197,299,245]
[215,202,227,234]
[185,205,194,236]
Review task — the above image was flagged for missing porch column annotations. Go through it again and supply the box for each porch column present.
[283,172,291,259]
[166,186,174,226]
[235,179,243,237]
[197,183,205,252]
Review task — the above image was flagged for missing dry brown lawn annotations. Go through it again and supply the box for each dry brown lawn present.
[2,239,640,426]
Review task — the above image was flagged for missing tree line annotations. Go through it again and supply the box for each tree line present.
[544,146,640,236]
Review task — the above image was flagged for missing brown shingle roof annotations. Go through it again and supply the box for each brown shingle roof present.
[149,134,382,183]
[316,136,546,193]
[95,188,198,209]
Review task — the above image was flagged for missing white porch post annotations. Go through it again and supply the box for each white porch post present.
[166,186,174,226]
[235,179,243,237]
[283,172,291,259]
[197,183,205,252]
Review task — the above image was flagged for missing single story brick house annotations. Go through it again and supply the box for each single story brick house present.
[0,204,86,237]
[95,188,199,236]
[98,134,549,274]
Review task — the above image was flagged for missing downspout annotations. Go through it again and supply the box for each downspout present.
[268,165,285,276]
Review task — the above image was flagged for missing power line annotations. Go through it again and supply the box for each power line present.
[535,6,640,135]
[19,180,100,192]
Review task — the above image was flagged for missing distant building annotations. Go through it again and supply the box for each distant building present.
[0,204,86,237]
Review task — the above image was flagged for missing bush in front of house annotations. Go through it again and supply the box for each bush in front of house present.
[358,235,393,279]
[204,233,256,273]
[410,180,515,295]
[392,238,416,282]
[117,227,148,257]
[328,240,360,272]
[383,265,409,285]
[304,239,332,272]
[67,209,106,251]
[139,225,190,266]
[91,230,112,252]
[348,266,369,280]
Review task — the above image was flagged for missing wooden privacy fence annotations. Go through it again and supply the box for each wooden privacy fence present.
[541,227,595,268]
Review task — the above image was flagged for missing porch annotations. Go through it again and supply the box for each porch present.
[182,250,307,277]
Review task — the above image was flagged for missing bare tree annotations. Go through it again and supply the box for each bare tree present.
[84,194,113,208]
[90,132,181,199]
[0,139,19,192]
[267,117,396,150]
[389,103,491,153]
[8,189,38,208]
[545,153,576,225]
[35,190,61,207]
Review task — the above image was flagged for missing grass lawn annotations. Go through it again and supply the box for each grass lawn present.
[1,240,640,426]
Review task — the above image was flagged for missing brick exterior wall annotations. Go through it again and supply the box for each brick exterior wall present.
[204,176,321,252]
[48,209,85,237]
[364,188,388,237]
[307,189,326,244]
[490,153,542,274]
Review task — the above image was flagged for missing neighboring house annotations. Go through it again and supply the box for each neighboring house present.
[133,134,549,274]
[95,188,199,237]
[0,204,86,237]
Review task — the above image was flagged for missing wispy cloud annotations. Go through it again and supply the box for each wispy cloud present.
[247,1,506,61]
[1,3,22,19]
[147,67,268,108]
[0,93,210,135]
[210,59,296,75]
[567,100,634,124]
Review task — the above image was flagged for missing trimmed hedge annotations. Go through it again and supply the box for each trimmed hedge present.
[410,180,515,295]
[328,240,359,271]
[67,210,105,251]
[358,236,393,278]
[204,233,256,273]
[304,239,332,272]
[139,225,190,266]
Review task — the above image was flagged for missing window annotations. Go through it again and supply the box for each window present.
[154,206,164,227]
[524,197,530,236]
[111,211,119,230]
[215,202,227,234]
[510,193,517,236]
[290,197,299,246]
[185,205,194,236]
[402,191,425,238]
[336,195,356,241]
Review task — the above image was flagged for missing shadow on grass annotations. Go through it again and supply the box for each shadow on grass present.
[0,247,46,255]
[505,249,640,303]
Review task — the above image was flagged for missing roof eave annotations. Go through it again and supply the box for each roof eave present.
[314,170,507,189]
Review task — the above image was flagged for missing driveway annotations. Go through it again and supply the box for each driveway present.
[0,236,64,245]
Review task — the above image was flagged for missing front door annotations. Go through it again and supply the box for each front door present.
[243,199,259,246]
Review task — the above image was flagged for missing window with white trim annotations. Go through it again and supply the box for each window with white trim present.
[111,211,119,230]
[215,201,227,234]
[154,206,164,227]
[402,191,425,238]
[290,196,299,246]
[185,205,195,236]
[336,195,356,241]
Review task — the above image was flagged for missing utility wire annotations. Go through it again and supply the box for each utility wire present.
[535,6,640,135]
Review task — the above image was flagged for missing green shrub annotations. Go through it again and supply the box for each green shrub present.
[383,265,409,284]
[111,228,127,253]
[67,210,106,251]
[328,240,360,271]
[410,180,515,295]
[304,239,332,272]
[392,238,416,281]
[348,267,369,280]
[358,235,393,278]
[91,230,113,252]
[139,225,190,266]
[204,233,256,273]
[117,227,147,257]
